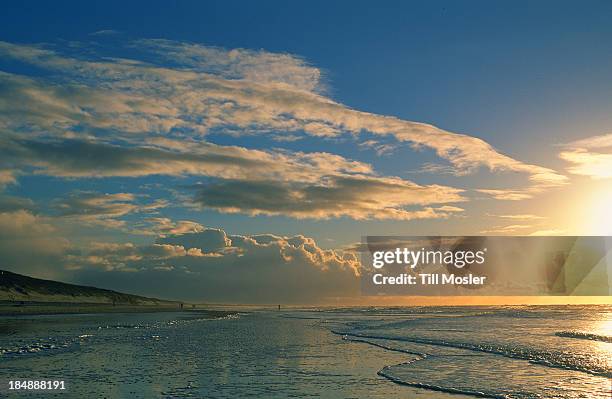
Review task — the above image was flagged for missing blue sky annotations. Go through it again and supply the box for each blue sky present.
[1,1,611,302]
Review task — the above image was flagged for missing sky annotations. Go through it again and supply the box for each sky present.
[1,1,611,303]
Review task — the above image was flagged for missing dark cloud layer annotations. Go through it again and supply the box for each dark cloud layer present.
[192,176,464,220]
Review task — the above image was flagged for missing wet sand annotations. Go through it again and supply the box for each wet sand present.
[0,301,235,317]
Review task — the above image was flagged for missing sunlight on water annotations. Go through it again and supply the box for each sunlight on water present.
[595,318,612,335]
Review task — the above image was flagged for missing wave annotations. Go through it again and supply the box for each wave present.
[377,368,507,399]
[95,312,240,331]
[334,331,611,378]
[1,313,240,359]
[332,331,427,358]
[0,334,93,357]
[0,341,68,356]
[336,333,522,399]
[98,323,142,329]
[555,331,612,343]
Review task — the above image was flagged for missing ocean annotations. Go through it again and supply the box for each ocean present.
[1,305,610,398]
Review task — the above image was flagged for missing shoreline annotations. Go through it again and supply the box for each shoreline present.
[0,301,236,317]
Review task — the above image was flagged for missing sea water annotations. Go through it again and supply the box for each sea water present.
[0,306,610,398]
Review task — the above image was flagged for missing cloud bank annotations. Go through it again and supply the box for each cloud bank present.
[66,228,361,303]
[0,38,566,221]
[0,37,576,301]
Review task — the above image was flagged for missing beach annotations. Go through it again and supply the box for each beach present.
[1,305,610,398]
[0,301,238,317]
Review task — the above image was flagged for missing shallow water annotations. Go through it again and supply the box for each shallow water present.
[1,306,610,398]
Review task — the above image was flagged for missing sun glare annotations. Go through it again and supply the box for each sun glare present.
[584,184,612,235]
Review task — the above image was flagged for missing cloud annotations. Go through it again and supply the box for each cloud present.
[0,210,72,278]
[133,38,325,93]
[411,162,466,176]
[560,150,612,179]
[487,213,546,220]
[55,192,139,218]
[0,209,54,237]
[191,176,464,220]
[1,127,465,221]
[89,29,121,36]
[0,195,35,212]
[476,189,535,201]
[561,133,612,149]
[158,228,231,252]
[52,191,167,229]
[358,139,397,156]
[435,205,464,212]
[0,169,17,190]
[479,224,533,234]
[0,209,361,302]
[67,228,360,303]
[481,214,551,234]
[71,242,207,271]
[1,135,369,180]
[0,37,582,302]
[559,133,612,179]
[143,217,204,236]
[529,229,566,236]
[0,39,566,191]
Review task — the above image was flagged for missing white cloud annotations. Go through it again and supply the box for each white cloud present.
[479,224,533,234]
[0,39,566,191]
[476,189,535,201]
[529,229,567,236]
[487,213,546,220]
[559,150,612,179]
[559,133,612,179]
[143,217,204,236]
[133,38,325,93]
[52,191,167,229]
[561,133,612,149]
